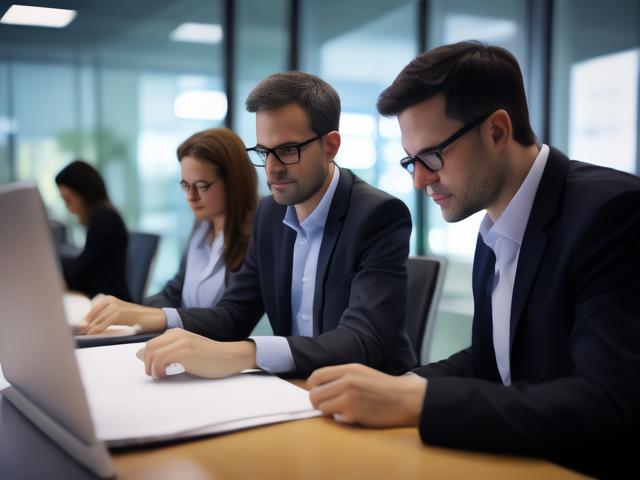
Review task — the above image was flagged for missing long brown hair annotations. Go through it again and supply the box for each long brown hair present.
[177,128,258,272]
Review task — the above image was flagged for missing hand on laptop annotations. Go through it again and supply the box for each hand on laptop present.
[83,295,166,334]
[307,364,427,428]
[136,329,257,379]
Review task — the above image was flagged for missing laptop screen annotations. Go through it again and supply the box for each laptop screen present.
[0,182,96,445]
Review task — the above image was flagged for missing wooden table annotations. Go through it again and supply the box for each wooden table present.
[114,416,585,480]
[113,381,586,480]
[0,371,586,480]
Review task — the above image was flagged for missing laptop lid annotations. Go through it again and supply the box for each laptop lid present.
[0,182,113,477]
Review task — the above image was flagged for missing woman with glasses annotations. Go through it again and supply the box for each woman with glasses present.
[56,159,132,301]
[83,128,258,334]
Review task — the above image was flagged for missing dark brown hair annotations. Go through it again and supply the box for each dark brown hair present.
[377,41,536,146]
[177,128,258,272]
[55,159,113,213]
[245,71,341,135]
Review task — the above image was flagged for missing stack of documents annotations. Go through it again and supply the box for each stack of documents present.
[75,343,320,446]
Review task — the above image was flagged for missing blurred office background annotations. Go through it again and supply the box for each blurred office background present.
[0,0,638,362]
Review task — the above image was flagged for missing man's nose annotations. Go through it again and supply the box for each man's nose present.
[265,153,286,177]
[413,161,439,190]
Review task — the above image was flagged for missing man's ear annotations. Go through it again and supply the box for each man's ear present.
[485,109,512,153]
[323,131,341,161]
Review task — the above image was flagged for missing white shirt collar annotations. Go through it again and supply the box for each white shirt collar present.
[480,144,550,249]
[193,220,224,254]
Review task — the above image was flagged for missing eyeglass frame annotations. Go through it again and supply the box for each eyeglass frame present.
[245,133,326,167]
[400,114,491,174]
[179,179,218,195]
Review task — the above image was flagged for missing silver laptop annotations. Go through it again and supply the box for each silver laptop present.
[0,182,114,478]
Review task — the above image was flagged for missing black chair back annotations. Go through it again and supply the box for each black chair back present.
[49,220,68,245]
[126,232,160,303]
[405,256,447,362]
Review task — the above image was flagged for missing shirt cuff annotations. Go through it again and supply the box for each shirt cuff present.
[250,336,296,373]
[163,308,184,329]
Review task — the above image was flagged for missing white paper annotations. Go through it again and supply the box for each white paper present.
[64,293,140,337]
[74,325,140,340]
[75,343,320,445]
[63,293,92,328]
[0,363,9,391]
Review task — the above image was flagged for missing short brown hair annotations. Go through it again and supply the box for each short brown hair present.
[177,128,258,272]
[377,41,536,146]
[245,71,341,135]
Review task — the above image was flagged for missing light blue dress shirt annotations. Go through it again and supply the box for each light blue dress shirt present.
[479,144,549,385]
[164,221,226,329]
[251,166,341,373]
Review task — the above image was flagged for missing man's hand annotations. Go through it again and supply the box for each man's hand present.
[136,329,257,379]
[307,363,427,427]
[83,295,166,334]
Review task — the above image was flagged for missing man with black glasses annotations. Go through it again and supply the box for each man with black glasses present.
[137,71,416,380]
[307,42,640,477]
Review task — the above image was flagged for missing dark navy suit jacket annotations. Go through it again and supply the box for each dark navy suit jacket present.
[177,168,417,376]
[413,147,640,477]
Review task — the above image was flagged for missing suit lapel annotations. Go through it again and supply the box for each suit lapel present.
[509,147,570,347]
[312,167,352,335]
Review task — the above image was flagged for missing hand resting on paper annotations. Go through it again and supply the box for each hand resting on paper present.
[136,328,257,379]
[82,295,167,335]
[64,292,141,337]
[307,363,427,428]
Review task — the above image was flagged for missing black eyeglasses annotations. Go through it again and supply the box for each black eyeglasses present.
[400,114,490,174]
[179,179,218,195]
[246,133,325,167]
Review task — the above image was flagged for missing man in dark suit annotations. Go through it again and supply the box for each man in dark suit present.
[308,41,640,477]
[138,71,416,379]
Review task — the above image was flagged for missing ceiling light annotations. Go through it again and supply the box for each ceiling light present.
[174,90,227,121]
[169,23,223,45]
[0,4,77,28]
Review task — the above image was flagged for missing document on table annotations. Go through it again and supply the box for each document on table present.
[64,293,140,338]
[75,343,320,446]
[0,363,8,391]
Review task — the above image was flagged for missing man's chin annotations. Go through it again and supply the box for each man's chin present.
[269,185,296,206]
[271,192,294,206]
[441,205,480,223]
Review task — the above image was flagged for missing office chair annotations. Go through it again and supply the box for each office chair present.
[405,256,447,363]
[126,232,160,304]
[49,220,68,245]
[50,220,82,259]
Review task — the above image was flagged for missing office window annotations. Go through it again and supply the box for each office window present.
[234,0,290,197]
[551,0,640,174]
[300,0,419,249]
[11,63,79,221]
[0,0,224,294]
[424,0,530,362]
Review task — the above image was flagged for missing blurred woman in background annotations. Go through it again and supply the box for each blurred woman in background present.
[55,159,131,301]
[83,127,258,334]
